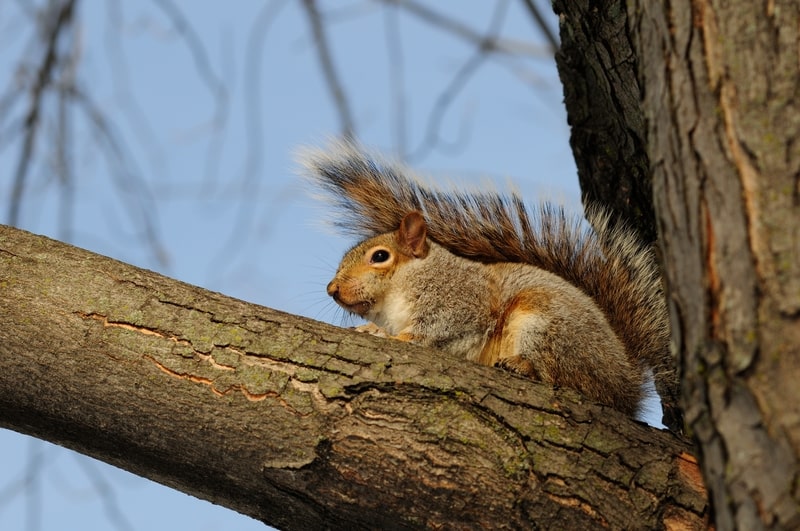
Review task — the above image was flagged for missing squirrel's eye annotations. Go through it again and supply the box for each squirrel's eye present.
[370,249,390,263]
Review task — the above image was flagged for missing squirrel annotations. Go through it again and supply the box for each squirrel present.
[300,141,682,432]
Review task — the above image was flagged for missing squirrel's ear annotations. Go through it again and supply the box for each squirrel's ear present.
[398,211,429,258]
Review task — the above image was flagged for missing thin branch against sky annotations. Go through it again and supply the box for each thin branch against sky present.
[374,0,550,57]
[520,0,558,51]
[151,0,231,189]
[383,2,408,159]
[206,0,290,283]
[408,0,512,162]
[8,0,76,227]
[301,0,356,141]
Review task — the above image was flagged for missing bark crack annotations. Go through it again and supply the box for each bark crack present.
[0,247,22,258]
[143,354,283,403]
[76,311,190,344]
[544,489,610,527]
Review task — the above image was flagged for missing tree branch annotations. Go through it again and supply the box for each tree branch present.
[377,0,550,58]
[0,224,707,529]
[520,0,558,51]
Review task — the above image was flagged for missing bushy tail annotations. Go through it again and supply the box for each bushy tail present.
[300,140,681,431]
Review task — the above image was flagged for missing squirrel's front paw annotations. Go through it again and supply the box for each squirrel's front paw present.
[496,355,538,379]
[353,322,388,337]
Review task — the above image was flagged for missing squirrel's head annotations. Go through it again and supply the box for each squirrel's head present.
[327,211,430,318]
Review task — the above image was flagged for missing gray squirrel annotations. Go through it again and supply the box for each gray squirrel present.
[301,141,682,432]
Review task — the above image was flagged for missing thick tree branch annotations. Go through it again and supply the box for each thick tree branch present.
[0,224,707,529]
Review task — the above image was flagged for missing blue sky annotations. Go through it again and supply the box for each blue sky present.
[0,2,650,530]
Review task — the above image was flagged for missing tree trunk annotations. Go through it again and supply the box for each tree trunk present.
[553,0,655,243]
[556,0,800,528]
[631,2,800,528]
[0,225,706,529]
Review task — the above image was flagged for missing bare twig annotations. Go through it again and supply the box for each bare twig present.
[56,63,75,244]
[383,2,408,159]
[8,0,76,227]
[206,0,289,281]
[151,0,227,112]
[73,457,135,531]
[408,0,511,161]
[374,0,548,58]
[25,440,45,531]
[103,0,167,188]
[151,0,230,188]
[300,0,356,140]
[69,86,168,267]
[53,14,81,244]
[520,0,559,51]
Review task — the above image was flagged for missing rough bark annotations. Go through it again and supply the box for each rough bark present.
[554,0,800,528]
[0,225,707,529]
[629,1,800,528]
[553,0,655,243]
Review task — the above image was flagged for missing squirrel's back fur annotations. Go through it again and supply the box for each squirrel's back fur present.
[301,141,681,431]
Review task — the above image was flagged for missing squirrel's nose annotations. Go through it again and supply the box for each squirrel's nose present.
[326,280,338,298]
